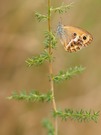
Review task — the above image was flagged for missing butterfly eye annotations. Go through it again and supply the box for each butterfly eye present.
[73,33,77,36]
[83,36,87,40]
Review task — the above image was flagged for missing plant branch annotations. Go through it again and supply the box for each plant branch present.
[35,12,48,22]
[26,50,53,66]
[48,0,58,135]
[50,2,74,13]
[53,109,100,123]
[53,66,85,83]
[8,91,53,102]
[42,119,55,135]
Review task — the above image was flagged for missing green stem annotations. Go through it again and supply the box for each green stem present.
[48,0,58,135]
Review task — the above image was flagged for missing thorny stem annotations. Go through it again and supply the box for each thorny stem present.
[48,0,58,135]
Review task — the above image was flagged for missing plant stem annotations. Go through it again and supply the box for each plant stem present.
[48,0,58,135]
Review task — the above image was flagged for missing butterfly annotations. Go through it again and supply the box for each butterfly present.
[57,22,93,52]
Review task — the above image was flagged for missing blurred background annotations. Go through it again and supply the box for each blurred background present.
[0,0,101,135]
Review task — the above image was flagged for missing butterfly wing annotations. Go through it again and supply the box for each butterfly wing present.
[57,24,93,52]
[57,22,67,47]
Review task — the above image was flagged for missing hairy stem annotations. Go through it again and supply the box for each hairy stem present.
[48,0,58,135]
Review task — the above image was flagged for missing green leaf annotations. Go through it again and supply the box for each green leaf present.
[50,2,74,14]
[44,31,57,49]
[53,66,85,83]
[35,12,48,22]
[42,119,54,135]
[53,109,99,123]
[26,50,53,66]
[8,91,53,102]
